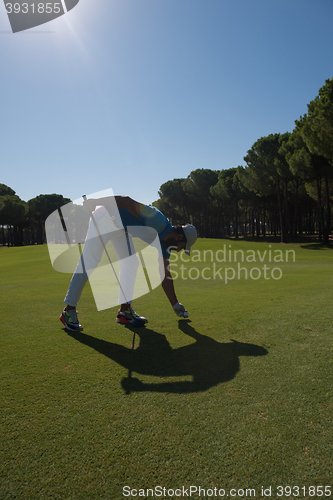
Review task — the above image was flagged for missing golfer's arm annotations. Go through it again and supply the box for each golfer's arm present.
[161,258,178,307]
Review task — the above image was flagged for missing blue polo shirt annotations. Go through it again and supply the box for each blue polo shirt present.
[118,205,173,259]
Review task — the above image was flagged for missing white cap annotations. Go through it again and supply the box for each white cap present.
[182,224,197,255]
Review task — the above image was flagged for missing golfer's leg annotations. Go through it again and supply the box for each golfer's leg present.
[64,263,89,307]
[111,230,139,307]
[64,207,113,307]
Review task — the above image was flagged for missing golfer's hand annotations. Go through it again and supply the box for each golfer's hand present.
[173,302,185,317]
[83,198,97,213]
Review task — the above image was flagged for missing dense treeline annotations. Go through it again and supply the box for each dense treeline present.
[154,78,333,243]
[1,78,332,246]
[0,185,70,246]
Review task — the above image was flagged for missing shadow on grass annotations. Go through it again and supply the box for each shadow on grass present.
[300,243,332,250]
[68,321,268,394]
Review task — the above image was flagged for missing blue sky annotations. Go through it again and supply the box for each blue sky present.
[1,0,333,205]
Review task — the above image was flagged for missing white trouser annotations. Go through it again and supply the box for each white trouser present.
[64,207,139,308]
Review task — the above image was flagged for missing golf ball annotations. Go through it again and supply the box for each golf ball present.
[183,311,188,318]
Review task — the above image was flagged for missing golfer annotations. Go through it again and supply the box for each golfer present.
[60,195,197,331]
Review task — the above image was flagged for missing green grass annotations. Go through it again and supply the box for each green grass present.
[1,240,332,499]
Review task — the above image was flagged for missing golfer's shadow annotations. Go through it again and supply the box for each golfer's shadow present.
[68,321,268,393]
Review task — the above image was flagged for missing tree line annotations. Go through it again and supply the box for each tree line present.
[154,78,333,244]
[1,78,332,246]
[0,185,70,246]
